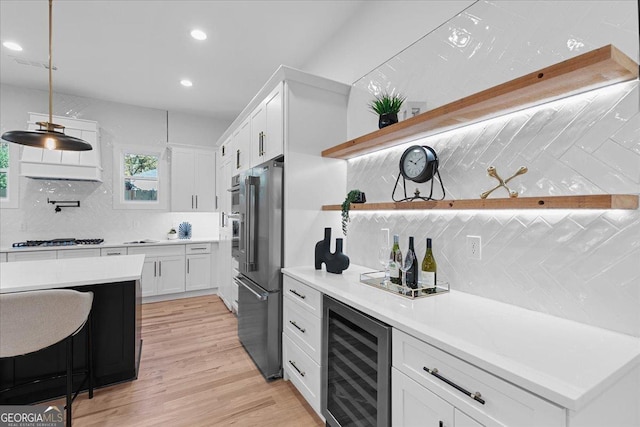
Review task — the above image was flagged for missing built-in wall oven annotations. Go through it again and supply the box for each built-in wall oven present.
[322,295,392,427]
[228,174,240,260]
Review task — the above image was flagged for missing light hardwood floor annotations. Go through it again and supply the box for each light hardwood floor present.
[46,295,323,426]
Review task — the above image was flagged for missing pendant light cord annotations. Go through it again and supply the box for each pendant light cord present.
[48,0,53,126]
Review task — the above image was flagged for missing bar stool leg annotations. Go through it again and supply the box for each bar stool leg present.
[87,313,94,399]
[66,336,73,427]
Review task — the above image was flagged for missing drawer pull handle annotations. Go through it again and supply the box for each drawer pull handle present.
[289,360,305,377]
[190,247,207,251]
[289,320,306,333]
[423,367,485,405]
[289,289,306,299]
[107,252,122,256]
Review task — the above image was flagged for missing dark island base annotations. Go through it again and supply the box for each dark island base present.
[0,279,141,404]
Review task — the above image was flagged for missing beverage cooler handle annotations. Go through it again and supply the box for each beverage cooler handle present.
[244,176,257,271]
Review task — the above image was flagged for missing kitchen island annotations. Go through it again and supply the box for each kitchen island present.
[0,255,144,404]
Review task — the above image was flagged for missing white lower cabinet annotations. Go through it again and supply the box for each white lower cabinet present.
[56,248,101,259]
[7,251,57,262]
[282,276,323,419]
[128,245,186,297]
[186,243,212,291]
[392,329,565,427]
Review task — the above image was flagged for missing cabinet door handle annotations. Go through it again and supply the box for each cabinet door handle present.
[159,261,162,277]
[289,320,306,333]
[215,195,218,210]
[439,422,443,427]
[423,367,485,405]
[192,195,194,209]
[289,289,306,299]
[187,259,190,274]
[288,360,305,377]
[259,131,266,156]
[236,149,240,169]
[196,195,198,209]
[154,261,157,277]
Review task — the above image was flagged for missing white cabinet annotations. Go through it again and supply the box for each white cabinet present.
[392,329,565,427]
[56,248,101,259]
[186,243,212,291]
[101,247,127,256]
[128,245,186,297]
[232,118,250,174]
[217,158,234,312]
[250,83,283,167]
[170,146,216,211]
[7,251,57,262]
[0,253,6,263]
[282,276,323,418]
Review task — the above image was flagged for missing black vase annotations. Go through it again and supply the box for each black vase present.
[325,238,350,274]
[314,228,350,274]
[379,112,398,129]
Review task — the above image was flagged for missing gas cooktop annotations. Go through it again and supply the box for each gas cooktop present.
[12,238,104,248]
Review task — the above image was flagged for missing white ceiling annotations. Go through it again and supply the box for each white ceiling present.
[0,0,366,121]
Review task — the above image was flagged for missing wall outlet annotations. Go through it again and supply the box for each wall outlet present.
[467,235,481,260]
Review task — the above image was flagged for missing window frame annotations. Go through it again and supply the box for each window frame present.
[113,144,168,210]
[0,141,20,209]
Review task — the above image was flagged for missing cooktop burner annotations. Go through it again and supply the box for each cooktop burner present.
[12,238,104,248]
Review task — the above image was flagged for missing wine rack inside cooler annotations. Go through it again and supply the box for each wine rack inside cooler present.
[322,296,391,427]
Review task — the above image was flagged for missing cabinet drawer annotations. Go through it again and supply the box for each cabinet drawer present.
[128,244,185,257]
[283,333,321,415]
[393,329,565,427]
[57,248,101,259]
[283,275,321,316]
[101,247,127,256]
[186,243,211,254]
[283,298,322,363]
[8,251,57,262]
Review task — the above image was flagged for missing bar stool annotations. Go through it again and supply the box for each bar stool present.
[0,289,94,427]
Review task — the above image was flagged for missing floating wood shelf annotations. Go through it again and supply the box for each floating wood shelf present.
[322,45,638,160]
[322,195,639,211]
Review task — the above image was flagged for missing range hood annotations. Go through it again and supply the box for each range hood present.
[20,113,102,182]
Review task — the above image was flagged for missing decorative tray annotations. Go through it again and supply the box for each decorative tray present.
[359,271,449,300]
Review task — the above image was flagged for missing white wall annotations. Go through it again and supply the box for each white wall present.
[340,1,640,337]
[0,84,230,247]
[302,1,475,85]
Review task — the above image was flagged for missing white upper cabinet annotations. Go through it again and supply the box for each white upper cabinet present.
[250,82,283,167]
[233,118,250,174]
[170,145,216,211]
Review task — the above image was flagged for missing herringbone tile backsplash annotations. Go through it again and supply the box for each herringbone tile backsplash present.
[345,1,640,336]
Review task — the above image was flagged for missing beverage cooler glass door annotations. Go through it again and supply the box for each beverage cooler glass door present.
[322,296,391,427]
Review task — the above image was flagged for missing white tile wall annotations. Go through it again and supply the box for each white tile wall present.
[345,1,640,336]
[0,84,222,248]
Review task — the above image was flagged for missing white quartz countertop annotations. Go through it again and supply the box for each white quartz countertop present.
[282,265,640,411]
[1,254,145,293]
[0,237,220,253]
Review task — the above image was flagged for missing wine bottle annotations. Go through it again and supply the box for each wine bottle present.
[405,237,418,289]
[421,238,437,291]
[389,235,402,285]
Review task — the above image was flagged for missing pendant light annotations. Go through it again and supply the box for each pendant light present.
[1,0,92,151]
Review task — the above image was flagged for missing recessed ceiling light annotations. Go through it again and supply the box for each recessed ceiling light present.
[190,29,207,41]
[180,79,193,87]
[3,41,23,51]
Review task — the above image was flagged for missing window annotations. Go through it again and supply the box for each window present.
[0,141,19,209]
[113,145,167,210]
[124,153,158,201]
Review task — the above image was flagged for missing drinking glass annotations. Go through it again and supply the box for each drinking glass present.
[378,229,390,285]
[400,250,414,294]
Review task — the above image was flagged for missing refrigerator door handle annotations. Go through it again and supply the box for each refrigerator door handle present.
[235,276,267,301]
[245,176,258,271]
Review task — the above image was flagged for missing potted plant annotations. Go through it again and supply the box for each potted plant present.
[368,92,406,129]
[167,227,177,240]
[341,189,366,235]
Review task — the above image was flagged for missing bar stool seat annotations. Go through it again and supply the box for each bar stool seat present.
[0,289,94,426]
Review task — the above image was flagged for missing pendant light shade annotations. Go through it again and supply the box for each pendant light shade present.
[0,0,93,152]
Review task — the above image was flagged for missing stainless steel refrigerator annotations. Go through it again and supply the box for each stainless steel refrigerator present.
[236,157,284,380]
